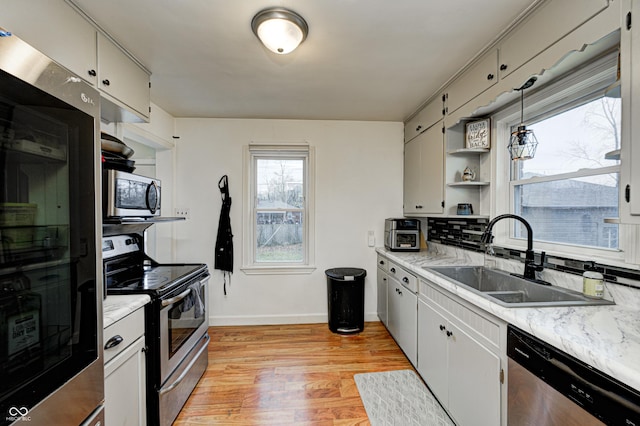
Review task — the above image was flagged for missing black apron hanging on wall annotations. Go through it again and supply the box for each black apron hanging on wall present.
[215,175,233,295]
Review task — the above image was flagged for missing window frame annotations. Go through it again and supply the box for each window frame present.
[242,143,316,274]
[492,50,625,263]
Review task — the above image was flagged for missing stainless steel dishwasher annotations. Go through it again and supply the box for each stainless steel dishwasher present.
[507,325,640,425]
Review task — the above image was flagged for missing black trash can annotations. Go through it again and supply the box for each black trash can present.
[325,267,366,334]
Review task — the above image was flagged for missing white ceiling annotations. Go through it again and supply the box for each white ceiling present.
[70,0,540,122]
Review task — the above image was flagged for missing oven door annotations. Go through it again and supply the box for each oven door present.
[159,274,209,384]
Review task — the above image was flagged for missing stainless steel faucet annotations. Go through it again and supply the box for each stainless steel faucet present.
[481,214,546,282]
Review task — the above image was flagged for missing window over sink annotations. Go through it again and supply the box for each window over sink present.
[493,50,623,261]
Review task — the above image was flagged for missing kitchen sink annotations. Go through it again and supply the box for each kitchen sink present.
[424,266,615,307]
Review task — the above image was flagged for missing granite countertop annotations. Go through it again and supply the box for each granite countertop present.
[376,246,640,393]
[103,294,151,329]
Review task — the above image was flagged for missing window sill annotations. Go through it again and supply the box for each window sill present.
[241,265,317,275]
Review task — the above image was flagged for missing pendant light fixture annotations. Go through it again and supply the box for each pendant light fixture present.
[508,77,539,161]
[251,8,309,55]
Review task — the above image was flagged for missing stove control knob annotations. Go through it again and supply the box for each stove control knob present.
[125,238,134,245]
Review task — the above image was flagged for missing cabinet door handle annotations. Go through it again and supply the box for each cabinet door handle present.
[379,260,385,265]
[415,205,423,209]
[416,125,422,132]
[390,267,396,273]
[499,64,508,71]
[487,73,494,80]
[88,69,97,77]
[439,325,446,331]
[104,335,123,350]
[402,277,409,284]
[102,79,111,86]
[446,330,453,337]
[626,184,631,203]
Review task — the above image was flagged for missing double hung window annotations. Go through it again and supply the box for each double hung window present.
[243,144,315,273]
[495,51,621,258]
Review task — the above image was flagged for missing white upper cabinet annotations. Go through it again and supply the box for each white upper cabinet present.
[620,0,640,224]
[403,123,444,215]
[1,0,98,85]
[98,33,151,121]
[445,49,498,115]
[498,0,610,80]
[404,95,445,142]
[1,0,150,122]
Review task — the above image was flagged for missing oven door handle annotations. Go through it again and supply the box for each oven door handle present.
[162,287,192,307]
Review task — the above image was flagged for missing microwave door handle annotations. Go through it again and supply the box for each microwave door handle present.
[161,287,191,307]
[146,181,160,214]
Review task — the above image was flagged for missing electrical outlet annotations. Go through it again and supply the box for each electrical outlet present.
[175,207,191,219]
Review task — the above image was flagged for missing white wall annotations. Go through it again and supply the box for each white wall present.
[173,118,404,325]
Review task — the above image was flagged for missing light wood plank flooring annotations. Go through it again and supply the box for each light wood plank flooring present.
[174,322,414,425]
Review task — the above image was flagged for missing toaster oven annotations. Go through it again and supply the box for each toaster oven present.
[384,218,420,251]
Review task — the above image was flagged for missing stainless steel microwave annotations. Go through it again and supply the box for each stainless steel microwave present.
[103,170,161,217]
[384,218,420,251]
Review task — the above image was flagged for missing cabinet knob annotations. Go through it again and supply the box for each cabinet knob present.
[416,205,423,209]
[416,125,422,132]
[439,325,446,331]
[487,73,494,81]
[379,260,385,265]
[500,64,508,71]
[88,69,96,77]
[402,277,409,283]
[102,79,111,86]
[446,330,453,337]
[390,267,396,273]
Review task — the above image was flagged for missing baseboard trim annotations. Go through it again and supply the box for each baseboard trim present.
[209,312,380,326]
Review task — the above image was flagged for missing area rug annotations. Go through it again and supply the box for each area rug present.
[354,370,456,426]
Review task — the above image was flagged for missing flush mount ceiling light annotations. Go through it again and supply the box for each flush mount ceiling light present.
[508,77,539,161]
[251,8,309,55]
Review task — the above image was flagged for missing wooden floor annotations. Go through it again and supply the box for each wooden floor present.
[173,322,414,425]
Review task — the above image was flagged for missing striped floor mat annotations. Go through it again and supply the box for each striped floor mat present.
[354,370,456,426]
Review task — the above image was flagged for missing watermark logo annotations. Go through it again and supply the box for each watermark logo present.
[6,406,30,422]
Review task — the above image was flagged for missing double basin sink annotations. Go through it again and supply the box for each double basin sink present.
[425,266,615,308]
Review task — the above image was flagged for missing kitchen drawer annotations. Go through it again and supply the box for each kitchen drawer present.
[377,255,390,273]
[103,307,144,364]
[388,261,418,293]
[419,279,501,351]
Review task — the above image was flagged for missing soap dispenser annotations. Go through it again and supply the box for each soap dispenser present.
[582,262,604,299]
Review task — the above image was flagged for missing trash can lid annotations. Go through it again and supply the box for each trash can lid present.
[325,267,367,281]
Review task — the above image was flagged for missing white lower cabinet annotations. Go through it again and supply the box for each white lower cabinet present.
[376,267,389,326]
[418,280,504,426]
[386,262,418,366]
[104,307,147,425]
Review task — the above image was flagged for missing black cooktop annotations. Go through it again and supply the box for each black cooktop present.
[106,263,207,297]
